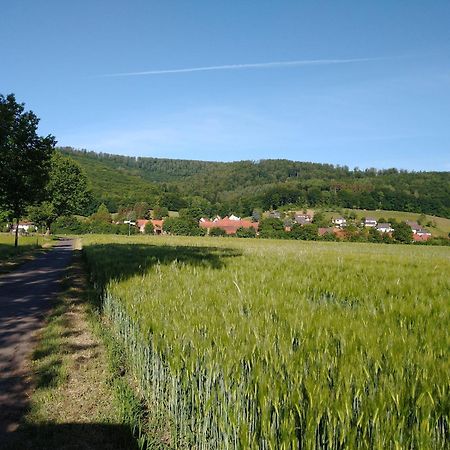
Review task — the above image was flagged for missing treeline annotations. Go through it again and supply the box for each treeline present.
[60,147,450,219]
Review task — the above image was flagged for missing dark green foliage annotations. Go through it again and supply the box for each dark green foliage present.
[258,218,286,239]
[320,231,338,241]
[28,152,91,231]
[290,223,319,240]
[368,227,383,243]
[236,227,257,238]
[133,201,150,219]
[209,227,227,237]
[60,147,450,219]
[163,217,205,236]
[0,94,56,244]
[91,204,111,223]
[151,206,168,219]
[312,211,330,227]
[393,222,413,243]
[144,221,155,234]
[51,215,137,235]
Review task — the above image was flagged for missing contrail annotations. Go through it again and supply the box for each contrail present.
[100,57,383,77]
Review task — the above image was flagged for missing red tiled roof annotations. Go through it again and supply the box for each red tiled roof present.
[200,219,258,235]
[151,219,164,229]
[136,219,149,228]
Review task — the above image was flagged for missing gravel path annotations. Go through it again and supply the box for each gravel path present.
[0,240,73,438]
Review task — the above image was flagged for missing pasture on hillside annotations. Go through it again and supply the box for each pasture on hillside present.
[82,235,449,449]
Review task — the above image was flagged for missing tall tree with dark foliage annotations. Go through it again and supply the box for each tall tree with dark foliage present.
[0,94,55,246]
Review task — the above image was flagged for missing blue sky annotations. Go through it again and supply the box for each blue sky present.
[2,0,450,170]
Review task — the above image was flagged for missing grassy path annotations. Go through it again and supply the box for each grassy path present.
[3,247,138,450]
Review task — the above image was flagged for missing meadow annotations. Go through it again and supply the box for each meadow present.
[0,233,51,267]
[81,235,450,449]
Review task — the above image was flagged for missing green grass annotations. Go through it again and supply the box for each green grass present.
[7,252,139,450]
[0,233,53,272]
[82,235,450,449]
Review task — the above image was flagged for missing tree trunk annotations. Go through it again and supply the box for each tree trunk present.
[14,218,19,247]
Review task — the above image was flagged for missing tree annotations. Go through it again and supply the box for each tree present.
[0,94,56,246]
[393,222,413,243]
[312,211,329,228]
[290,223,318,240]
[258,218,285,239]
[91,203,111,223]
[152,205,169,219]
[236,226,256,238]
[134,201,150,219]
[28,201,56,233]
[209,227,227,237]
[31,152,90,232]
[163,217,204,236]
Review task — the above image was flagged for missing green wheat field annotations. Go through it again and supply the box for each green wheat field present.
[82,235,449,449]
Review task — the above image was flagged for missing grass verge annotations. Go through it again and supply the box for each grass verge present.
[0,234,54,274]
[6,248,141,450]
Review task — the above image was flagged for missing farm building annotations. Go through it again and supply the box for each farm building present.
[200,217,258,235]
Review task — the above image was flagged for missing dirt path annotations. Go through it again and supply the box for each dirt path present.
[0,240,73,438]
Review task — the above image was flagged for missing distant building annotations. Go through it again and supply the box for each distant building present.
[405,220,432,240]
[11,222,36,233]
[136,219,149,233]
[332,217,347,227]
[268,210,281,219]
[136,219,164,234]
[318,227,345,238]
[376,223,394,233]
[200,217,258,235]
[364,217,377,227]
[404,221,432,241]
[294,214,312,225]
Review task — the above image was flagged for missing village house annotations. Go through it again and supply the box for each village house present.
[268,210,282,219]
[136,219,149,233]
[199,216,258,235]
[136,219,164,234]
[10,222,36,233]
[376,223,394,233]
[364,217,377,227]
[406,221,432,241]
[294,214,312,225]
[318,227,345,239]
[332,217,347,227]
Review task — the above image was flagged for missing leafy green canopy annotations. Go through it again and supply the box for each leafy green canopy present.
[61,147,450,218]
[0,94,55,219]
[28,152,91,229]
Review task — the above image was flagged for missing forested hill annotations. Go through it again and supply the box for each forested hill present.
[60,147,450,218]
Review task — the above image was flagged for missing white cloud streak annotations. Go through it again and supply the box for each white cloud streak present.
[99,57,384,77]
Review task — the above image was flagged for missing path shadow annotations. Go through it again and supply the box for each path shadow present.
[84,243,242,291]
[1,422,139,450]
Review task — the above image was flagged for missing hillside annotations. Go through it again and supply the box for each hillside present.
[60,147,450,219]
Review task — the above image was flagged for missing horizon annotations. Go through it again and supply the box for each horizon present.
[62,147,449,173]
[2,1,450,171]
